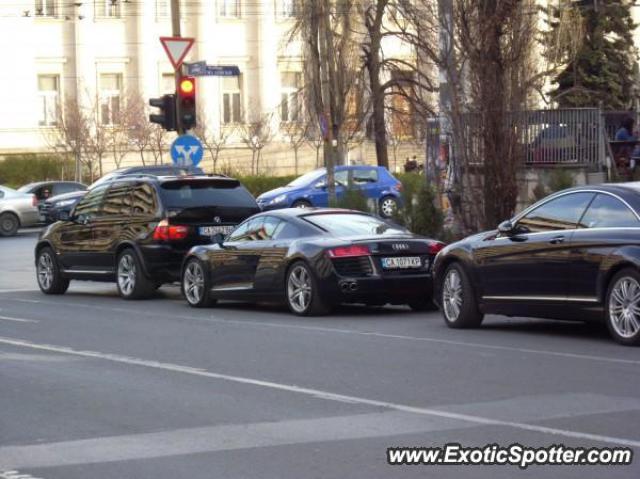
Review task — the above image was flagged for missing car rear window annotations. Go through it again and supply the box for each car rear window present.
[159,180,257,208]
[304,213,408,236]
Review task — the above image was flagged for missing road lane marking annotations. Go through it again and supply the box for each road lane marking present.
[7,296,638,366]
[0,316,38,324]
[0,336,638,449]
[0,412,468,469]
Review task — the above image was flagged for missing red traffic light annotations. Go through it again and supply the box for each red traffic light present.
[178,76,195,97]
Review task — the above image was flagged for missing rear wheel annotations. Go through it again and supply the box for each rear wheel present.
[36,247,69,295]
[292,199,312,209]
[183,258,216,308]
[605,268,640,346]
[0,212,19,237]
[441,263,483,328]
[286,261,331,316]
[116,249,155,300]
[408,298,438,312]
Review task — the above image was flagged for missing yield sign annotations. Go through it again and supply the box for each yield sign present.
[159,36,195,70]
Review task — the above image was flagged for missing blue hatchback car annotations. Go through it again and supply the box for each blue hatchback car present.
[256,165,403,218]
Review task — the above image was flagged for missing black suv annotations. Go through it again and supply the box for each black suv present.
[35,175,260,299]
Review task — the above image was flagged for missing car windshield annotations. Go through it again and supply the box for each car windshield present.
[287,169,326,188]
[89,171,124,189]
[159,180,257,208]
[304,213,408,236]
[17,183,40,193]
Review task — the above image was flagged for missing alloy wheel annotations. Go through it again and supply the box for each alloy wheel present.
[380,198,397,217]
[287,265,312,313]
[442,269,463,322]
[609,276,640,339]
[118,254,136,296]
[37,252,54,291]
[184,261,205,305]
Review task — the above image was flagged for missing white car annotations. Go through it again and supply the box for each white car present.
[0,185,39,237]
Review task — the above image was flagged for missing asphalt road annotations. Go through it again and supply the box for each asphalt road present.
[0,229,639,479]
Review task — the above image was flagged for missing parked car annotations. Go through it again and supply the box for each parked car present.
[35,175,260,298]
[256,166,403,218]
[40,165,204,224]
[18,181,86,206]
[433,184,640,346]
[182,208,445,315]
[0,185,39,236]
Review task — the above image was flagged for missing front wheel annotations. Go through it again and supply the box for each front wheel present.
[605,268,640,346]
[292,199,312,209]
[36,247,69,294]
[183,258,216,308]
[440,263,483,328]
[379,196,398,218]
[286,261,331,316]
[0,212,19,237]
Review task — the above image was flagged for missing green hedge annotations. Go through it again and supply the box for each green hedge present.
[0,154,76,188]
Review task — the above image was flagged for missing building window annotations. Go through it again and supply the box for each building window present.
[161,73,175,94]
[222,76,242,124]
[219,0,240,18]
[38,75,60,126]
[280,72,301,123]
[96,0,121,18]
[100,73,122,125]
[35,0,58,17]
[277,0,297,18]
[390,70,415,139]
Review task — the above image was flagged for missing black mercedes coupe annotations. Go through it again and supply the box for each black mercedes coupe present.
[181,208,445,315]
[433,184,640,346]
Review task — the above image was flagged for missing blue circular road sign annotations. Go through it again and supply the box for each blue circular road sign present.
[171,134,204,167]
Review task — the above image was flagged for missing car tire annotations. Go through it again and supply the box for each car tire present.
[408,298,439,312]
[379,196,398,218]
[182,258,216,308]
[292,199,312,209]
[441,263,483,328]
[605,268,640,346]
[116,249,155,300]
[285,261,331,316]
[0,212,20,237]
[36,247,69,295]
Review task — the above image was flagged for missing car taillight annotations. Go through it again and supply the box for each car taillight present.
[32,195,37,207]
[428,241,446,255]
[153,219,189,241]
[327,245,370,258]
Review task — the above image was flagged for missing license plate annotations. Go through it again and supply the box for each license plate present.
[199,225,234,237]
[381,256,422,269]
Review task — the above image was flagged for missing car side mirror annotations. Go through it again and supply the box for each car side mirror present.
[212,232,226,247]
[498,220,515,234]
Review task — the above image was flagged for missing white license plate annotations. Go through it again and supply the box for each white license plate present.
[381,256,422,269]
[199,225,234,237]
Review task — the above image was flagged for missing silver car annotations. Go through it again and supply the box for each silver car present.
[0,185,39,237]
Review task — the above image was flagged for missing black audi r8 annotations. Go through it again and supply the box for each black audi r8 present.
[433,184,640,346]
[181,208,445,315]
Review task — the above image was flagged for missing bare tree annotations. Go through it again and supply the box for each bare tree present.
[193,107,233,174]
[239,110,274,175]
[149,126,168,165]
[43,95,92,183]
[126,93,153,168]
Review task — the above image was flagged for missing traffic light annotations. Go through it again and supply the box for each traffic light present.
[177,76,196,131]
[149,94,176,131]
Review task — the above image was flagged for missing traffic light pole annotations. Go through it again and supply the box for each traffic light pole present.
[171,0,185,135]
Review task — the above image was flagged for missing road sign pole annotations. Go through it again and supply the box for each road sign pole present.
[171,0,184,134]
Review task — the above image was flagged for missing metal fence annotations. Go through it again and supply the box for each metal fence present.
[435,108,607,169]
